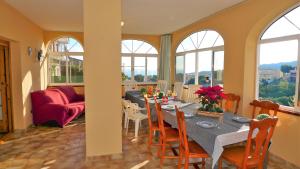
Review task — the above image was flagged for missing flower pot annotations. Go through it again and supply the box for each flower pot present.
[197,111,224,118]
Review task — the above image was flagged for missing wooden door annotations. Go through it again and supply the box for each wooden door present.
[0,45,10,132]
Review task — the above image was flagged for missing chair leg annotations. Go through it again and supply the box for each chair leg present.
[218,158,222,169]
[148,129,153,149]
[135,119,140,138]
[126,119,129,135]
[178,147,183,169]
[184,156,189,169]
[160,142,166,167]
[124,113,128,128]
[202,158,205,169]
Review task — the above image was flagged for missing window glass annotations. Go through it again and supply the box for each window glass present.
[261,6,300,40]
[185,53,196,85]
[121,40,158,83]
[134,57,146,82]
[214,51,224,86]
[259,40,298,106]
[175,56,184,82]
[69,56,84,83]
[147,57,158,82]
[49,55,67,83]
[48,37,84,85]
[198,51,212,86]
[49,37,83,52]
[175,30,224,86]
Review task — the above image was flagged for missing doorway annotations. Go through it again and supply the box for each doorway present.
[0,43,12,133]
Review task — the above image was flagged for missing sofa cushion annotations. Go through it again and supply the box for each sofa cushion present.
[57,86,78,103]
[66,101,85,116]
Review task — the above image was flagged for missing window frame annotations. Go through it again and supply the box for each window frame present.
[47,39,84,86]
[121,40,159,84]
[256,5,300,110]
[175,42,224,86]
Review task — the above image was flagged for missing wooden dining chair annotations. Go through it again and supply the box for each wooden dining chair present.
[154,99,180,166]
[218,117,278,169]
[176,107,209,169]
[221,93,240,114]
[251,100,279,119]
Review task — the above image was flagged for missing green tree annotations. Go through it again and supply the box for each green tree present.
[280,64,294,74]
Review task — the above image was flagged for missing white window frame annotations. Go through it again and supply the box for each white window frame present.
[256,34,300,109]
[48,51,84,86]
[175,45,224,85]
[121,53,159,84]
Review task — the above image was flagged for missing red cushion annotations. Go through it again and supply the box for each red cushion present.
[56,86,78,103]
[66,102,85,116]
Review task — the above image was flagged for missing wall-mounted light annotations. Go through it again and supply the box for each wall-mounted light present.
[37,49,43,61]
[121,21,125,27]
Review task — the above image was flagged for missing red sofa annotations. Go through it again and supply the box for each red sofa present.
[31,86,85,127]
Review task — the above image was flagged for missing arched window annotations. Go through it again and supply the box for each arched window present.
[258,6,300,108]
[48,37,84,85]
[175,30,224,86]
[121,40,158,83]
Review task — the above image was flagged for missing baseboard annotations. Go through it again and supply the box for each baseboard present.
[269,152,300,169]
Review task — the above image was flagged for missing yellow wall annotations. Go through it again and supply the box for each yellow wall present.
[84,0,122,156]
[171,0,300,166]
[0,1,44,130]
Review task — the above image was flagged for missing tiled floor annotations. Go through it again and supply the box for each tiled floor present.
[0,116,293,169]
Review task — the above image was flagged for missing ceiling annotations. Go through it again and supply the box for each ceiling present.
[5,0,245,35]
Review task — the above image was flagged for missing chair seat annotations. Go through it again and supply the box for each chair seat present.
[222,146,258,168]
[188,141,209,158]
[128,112,147,120]
[165,128,179,141]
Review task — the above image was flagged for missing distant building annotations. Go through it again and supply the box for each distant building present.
[288,69,297,82]
[259,69,282,81]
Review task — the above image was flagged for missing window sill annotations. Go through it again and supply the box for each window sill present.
[48,83,84,87]
[121,82,157,86]
[278,106,300,116]
[249,102,300,116]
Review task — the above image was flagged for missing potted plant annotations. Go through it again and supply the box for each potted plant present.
[195,85,226,117]
[140,88,147,97]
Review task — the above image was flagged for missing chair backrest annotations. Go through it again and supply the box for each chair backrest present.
[157,80,168,94]
[242,117,278,168]
[173,82,183,100]
[121,99,131,113]
[127,102,139,117]
[221,93,240,114]
[184,85,200,103]
[154,99,166,138]
[144,97,153,129]
[123,80,138,92]
[251,100,279,119]
[175,106,190,154]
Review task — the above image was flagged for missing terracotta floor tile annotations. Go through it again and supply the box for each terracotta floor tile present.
[0,116,296,169]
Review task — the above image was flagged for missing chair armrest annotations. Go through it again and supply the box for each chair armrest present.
[37,103,69,114]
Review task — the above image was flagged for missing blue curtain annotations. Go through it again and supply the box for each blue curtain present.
[159,34,172,85]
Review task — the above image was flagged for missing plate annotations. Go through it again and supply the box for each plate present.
[196,121,217,128]
[161,105,175,110]
[232,116,251,123]
[184,113,194,118]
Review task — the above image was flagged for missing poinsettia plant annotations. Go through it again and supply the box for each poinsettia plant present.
[195,85,226,113]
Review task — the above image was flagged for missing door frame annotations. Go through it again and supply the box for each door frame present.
[0,40,13,132]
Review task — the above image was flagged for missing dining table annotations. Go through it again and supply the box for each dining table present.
[125,91,266,169]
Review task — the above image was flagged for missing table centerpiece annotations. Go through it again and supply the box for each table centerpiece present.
[195,85,226,118]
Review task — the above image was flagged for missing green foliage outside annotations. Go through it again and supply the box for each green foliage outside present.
[259,64,296,106]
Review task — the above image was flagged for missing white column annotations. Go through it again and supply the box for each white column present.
[83,0,122,156]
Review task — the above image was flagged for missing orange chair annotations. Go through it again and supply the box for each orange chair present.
[154,99,180,166]
[218,117,278,169]
[176,107,209,169]
[221,93,240,114]
[251,100,279,119]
